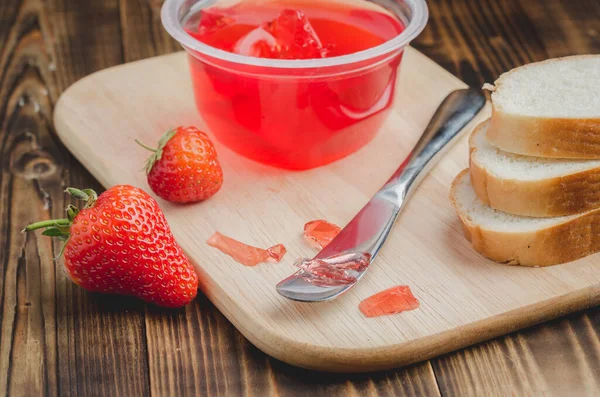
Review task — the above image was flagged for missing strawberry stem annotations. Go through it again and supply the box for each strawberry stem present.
[23,218,71,232]
[65,187,97,208]
[22,187,101,260]
[135,139,158,152]
[138,129,178,175]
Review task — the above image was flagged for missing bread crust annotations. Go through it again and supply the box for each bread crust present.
[469,122,600,217]
[450,169,600,267]
[484,55,600,159]
[486,109,600,159]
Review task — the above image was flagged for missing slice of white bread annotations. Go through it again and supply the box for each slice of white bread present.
[484,55,600,159]
[469,120,600,217]
[450,169,600,266]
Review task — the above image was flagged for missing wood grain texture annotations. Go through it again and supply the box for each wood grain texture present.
[119,0,180,62]
[1,0,599,395]
[1,0,150,396]
[432,307,600,397]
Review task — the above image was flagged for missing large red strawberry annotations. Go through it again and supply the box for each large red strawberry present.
[24,186,198,308]
[137,126,224,204]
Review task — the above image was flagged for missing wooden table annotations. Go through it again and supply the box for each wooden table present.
[1,0,599,395]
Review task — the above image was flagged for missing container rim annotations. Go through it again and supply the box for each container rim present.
[161,0,429,69]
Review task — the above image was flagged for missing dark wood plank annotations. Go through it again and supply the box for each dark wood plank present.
[0,2,66,395]
[412,0,551,88]
[0,0,150,396]
[432,308,600,396]
[118,0,180,62]
[0,74,64,397]
[519,0,600,57]
[0,0,26,393]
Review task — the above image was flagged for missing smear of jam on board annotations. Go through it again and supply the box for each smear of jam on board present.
[359,286,420,318]
[266,243,287,261]
[207,232,286,266]
[295,252,370,286]
[303,219,341,249]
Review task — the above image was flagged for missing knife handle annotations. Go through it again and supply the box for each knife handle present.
[381,88,486,205]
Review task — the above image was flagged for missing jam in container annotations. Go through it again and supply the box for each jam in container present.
[161,0,428,170]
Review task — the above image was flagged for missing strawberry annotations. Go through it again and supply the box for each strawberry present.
[23,186,199,308]
[137,127,224,204]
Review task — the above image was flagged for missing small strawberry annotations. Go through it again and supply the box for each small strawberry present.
[23,186,198,308]
[136,127,224,204]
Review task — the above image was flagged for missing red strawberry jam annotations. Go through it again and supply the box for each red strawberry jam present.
[359,286,420,318]
[303,219,341,249]
[295,252,370,286]
[263,9,328,59]
[183,0,405,169]
[186,2,401,57]
[194,8,236,37]
[207,232,286,266]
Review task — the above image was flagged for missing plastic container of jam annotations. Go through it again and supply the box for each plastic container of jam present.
[161,0,428,170]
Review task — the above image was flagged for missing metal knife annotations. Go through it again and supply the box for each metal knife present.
[276,88,486,302]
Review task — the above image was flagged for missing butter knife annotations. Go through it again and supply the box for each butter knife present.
[276,88,486,302]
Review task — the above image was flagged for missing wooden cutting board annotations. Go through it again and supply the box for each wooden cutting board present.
[53,47,600,372]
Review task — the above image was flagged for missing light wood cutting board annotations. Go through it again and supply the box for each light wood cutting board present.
[53,47,600,372]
